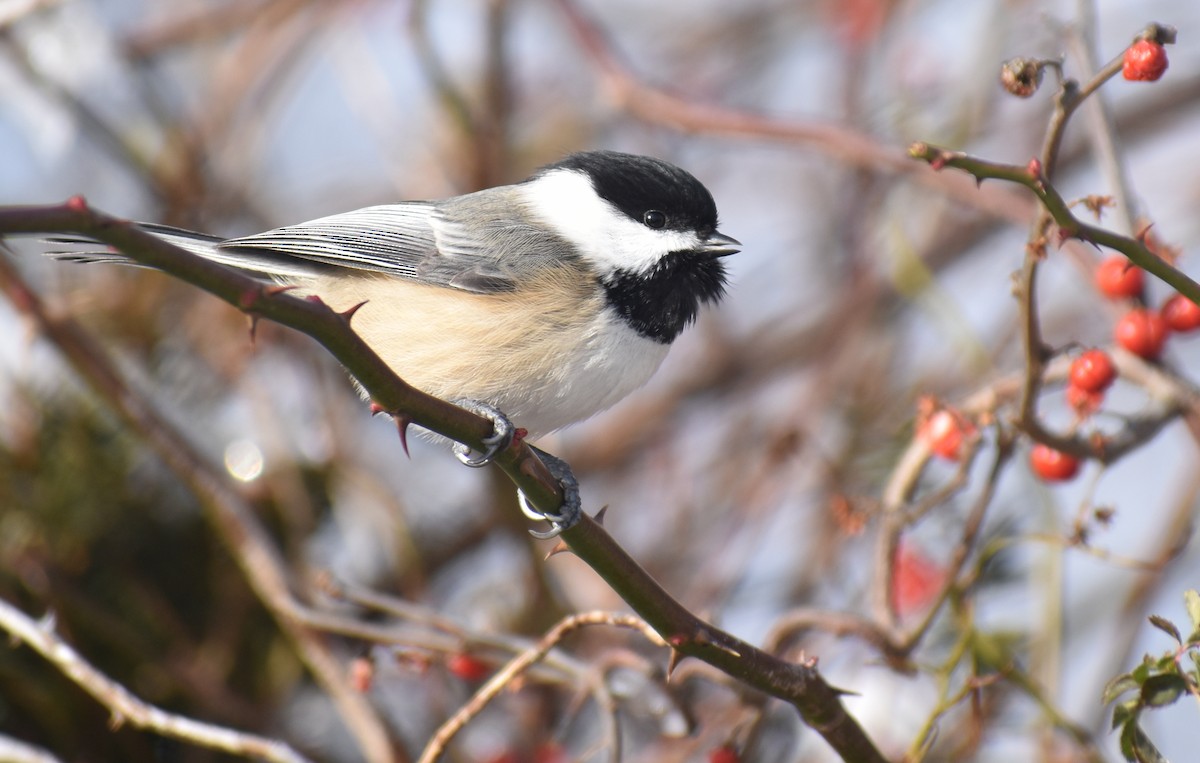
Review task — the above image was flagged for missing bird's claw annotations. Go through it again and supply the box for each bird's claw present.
[452,400,516,467]
[518,447,581,539]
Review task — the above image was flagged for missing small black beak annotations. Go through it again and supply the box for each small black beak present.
[701,231,741,257]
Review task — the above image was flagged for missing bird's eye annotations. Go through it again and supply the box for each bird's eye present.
[643,210,667,230]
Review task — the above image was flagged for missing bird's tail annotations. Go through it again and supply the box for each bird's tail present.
[45,223,226,268]
[44,223,320,279]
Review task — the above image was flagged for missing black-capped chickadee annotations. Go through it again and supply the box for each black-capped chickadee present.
[52,150,740,534]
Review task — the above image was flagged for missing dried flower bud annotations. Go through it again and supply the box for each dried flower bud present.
[1000,57,1043,98]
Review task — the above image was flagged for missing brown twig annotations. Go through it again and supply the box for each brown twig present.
[416,611,661,763]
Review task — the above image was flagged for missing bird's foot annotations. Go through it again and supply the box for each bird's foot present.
[451,399,516,467]
[518,447,581,539]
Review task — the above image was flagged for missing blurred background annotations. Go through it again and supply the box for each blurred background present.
[2,0,1200,761]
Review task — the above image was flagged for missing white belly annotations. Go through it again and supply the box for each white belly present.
[502,314,669,436]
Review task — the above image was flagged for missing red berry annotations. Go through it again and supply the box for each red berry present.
[1123,40,1169,82]
[919,409,976,461]
[1068,349,1116,393]
[1161,294,1200,333]
[349,657,374,693]
[708,746,741,763]
[447,653,491,682]
[1030,444,1081,482]
[890,543,945,618]
[1094,256,1144,300]
[1065,384,1104,417]
[1115,308,1169,359]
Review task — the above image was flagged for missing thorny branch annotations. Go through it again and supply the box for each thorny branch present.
[905,144,1200,308]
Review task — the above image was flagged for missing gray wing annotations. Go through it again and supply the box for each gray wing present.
[220,189,573,294]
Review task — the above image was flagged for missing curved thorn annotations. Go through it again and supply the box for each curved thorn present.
[339,300,369,324]
[396,414,412,458]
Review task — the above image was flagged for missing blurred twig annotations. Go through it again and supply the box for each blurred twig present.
[0,734,61,763]
[551,0,1036,225]
[407,0,514,189]
[0,599,315,763]
[0,0,58,29]
[123,0,297,57]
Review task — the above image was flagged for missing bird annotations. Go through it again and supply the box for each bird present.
[50,150,740,535]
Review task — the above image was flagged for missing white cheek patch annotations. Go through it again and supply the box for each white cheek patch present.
[521,169,700,275]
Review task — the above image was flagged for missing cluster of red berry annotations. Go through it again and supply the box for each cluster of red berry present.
[1030,257,1200,483]
[924,255,1200,485]
[1097,255,1200,359]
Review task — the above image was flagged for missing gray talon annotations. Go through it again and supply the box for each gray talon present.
[518,447,581,539]
[451,399,515,467]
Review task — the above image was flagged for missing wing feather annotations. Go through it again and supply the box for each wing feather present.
[219,204,439,280]
[218,190,580,294]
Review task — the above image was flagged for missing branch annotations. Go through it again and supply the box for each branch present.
[563,512,887,762]
[906,143,1200,308]
[0,599,314,763]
